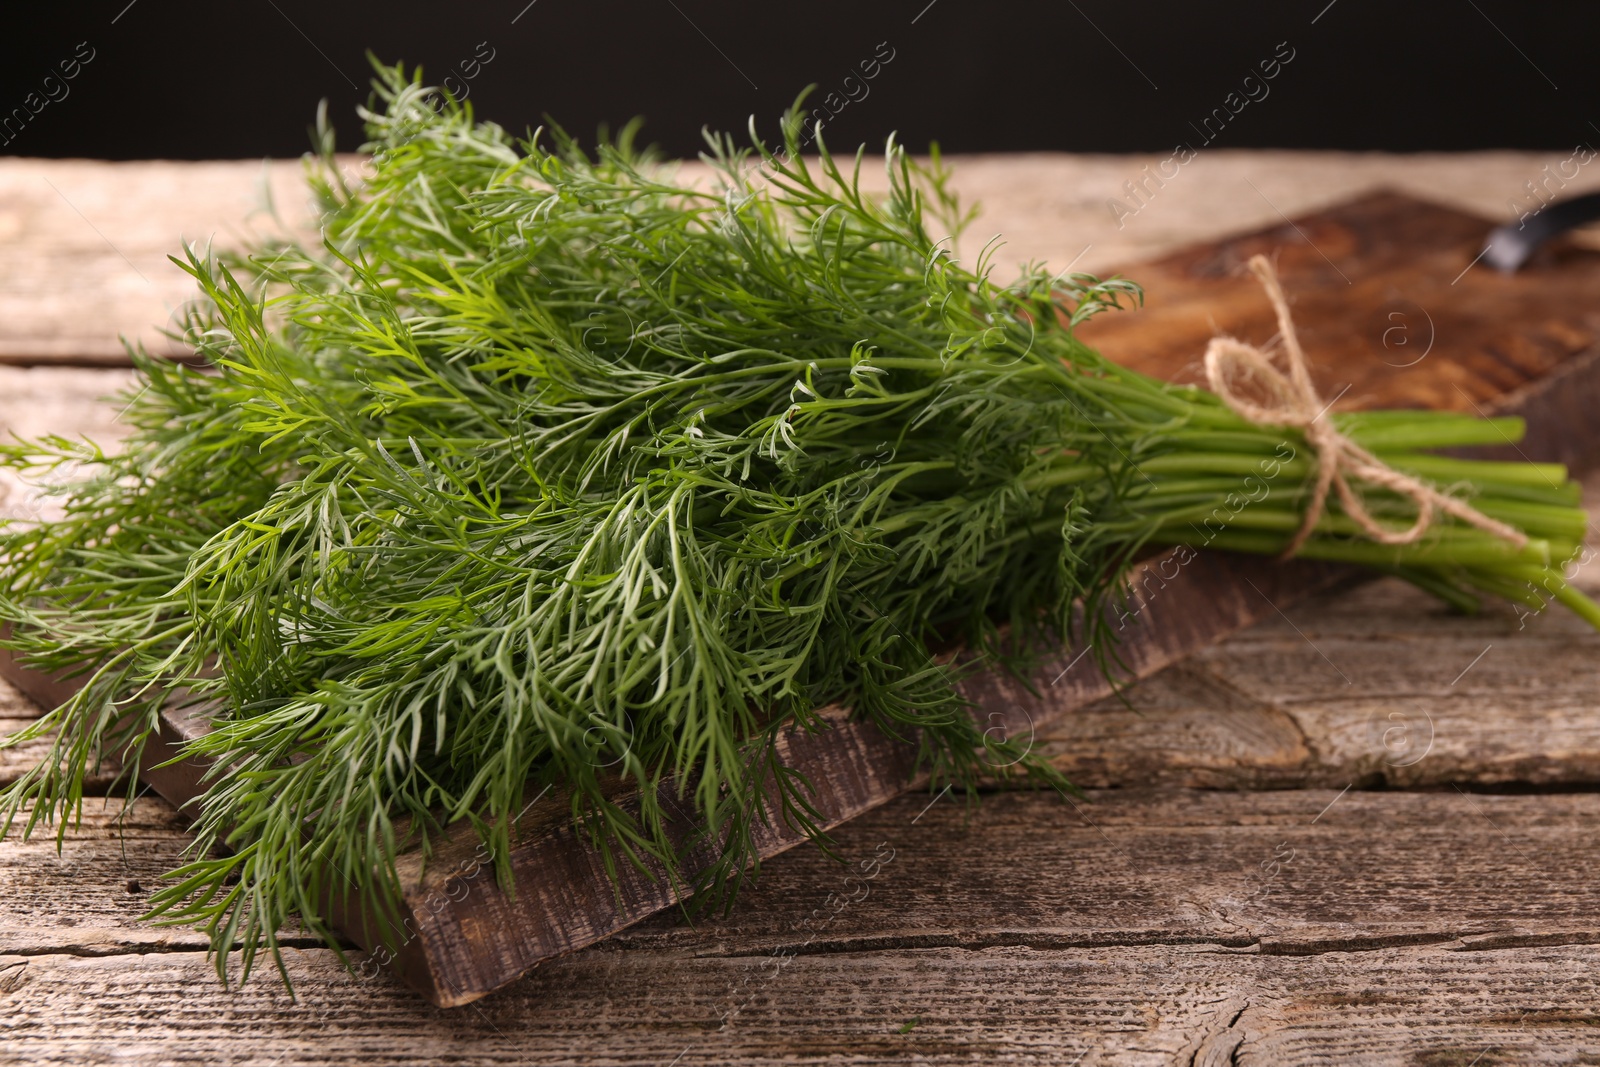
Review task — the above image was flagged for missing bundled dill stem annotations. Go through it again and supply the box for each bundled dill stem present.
[2,63,1596,985]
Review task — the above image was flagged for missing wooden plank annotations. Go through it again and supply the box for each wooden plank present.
[0,160,312,363]
[15,943,1600,1066]
[617,786,1600,956]
[1045,518,1600,789]
[0,367,134,440]
[0,366,134,532]
[0,799,322,957]
[0,798,231,956]
[10,789,1600,1064]
[0,716,117,795]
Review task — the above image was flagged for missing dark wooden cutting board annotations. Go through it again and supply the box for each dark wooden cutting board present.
[1077,189,1600,465]
[4,189,1600,1007]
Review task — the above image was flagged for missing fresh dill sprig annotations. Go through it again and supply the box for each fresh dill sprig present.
[2,62,1595,987]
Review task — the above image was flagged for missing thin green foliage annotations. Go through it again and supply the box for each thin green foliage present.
[2,63,1595,987]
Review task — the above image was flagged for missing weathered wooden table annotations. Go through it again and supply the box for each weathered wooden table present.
[3,152,1600,1066]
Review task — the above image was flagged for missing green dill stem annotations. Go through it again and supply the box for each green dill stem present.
[1374,453,1570,490]
[1149,500,1580,552]
[1138,453,1309,478]
[1552,579,1600,629]
[1386,565,1483,613]
[1339,415,1527,451]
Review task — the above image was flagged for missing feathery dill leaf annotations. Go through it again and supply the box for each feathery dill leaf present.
[2,62,1596,987]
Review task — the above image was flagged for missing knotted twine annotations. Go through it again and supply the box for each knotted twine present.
[1202,254,1527,559]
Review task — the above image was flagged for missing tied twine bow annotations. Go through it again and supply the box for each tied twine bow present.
[1203,254,1527,559]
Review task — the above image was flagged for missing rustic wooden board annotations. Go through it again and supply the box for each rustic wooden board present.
[1076,190,1600,465]
[1040,508,1600,791]
[8,187,1600,1007]
[617,786,1600,957]
[10,788,1600,1065]
[14,943,1600,1066]
[1080,190,1600,405]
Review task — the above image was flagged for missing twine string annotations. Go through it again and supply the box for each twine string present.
[1202,254,1528,559]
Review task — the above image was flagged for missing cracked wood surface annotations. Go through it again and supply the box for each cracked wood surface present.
[15,942,1600,1066]
[8,789,1600,1065]
[5,154,1600,1062]
[1037,526,1600,790]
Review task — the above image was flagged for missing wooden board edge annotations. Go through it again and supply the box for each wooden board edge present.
[366,552,1354,1006]
[1479,343,1600,469]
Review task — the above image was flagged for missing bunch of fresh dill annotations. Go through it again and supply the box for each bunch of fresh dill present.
[2,63,1595,984]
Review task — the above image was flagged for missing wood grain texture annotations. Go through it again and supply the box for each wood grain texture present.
[25,943,1600,1067]
[0,160,313,363]
[9,789,1600,1065]
[0,367,134,531]
[1045,513,1600,790]
[1074,190,1600,421]
[616,786,1600,960]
